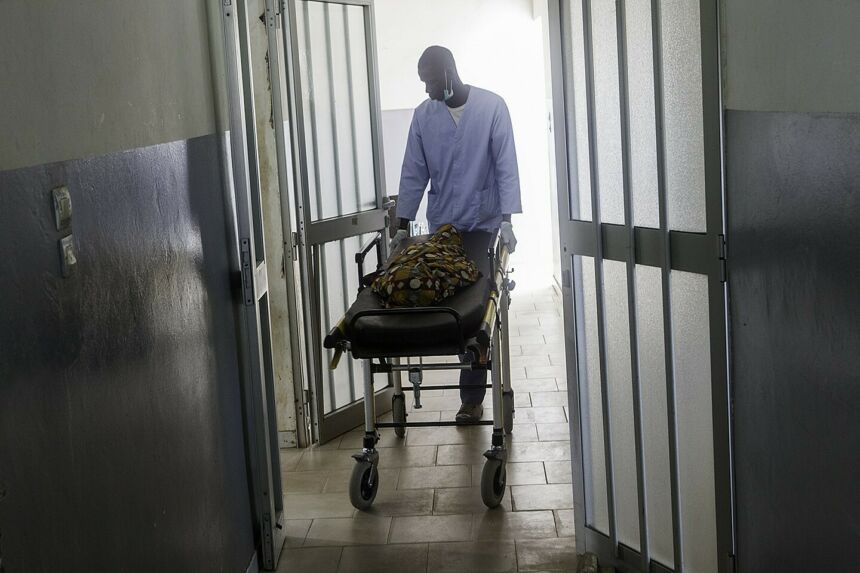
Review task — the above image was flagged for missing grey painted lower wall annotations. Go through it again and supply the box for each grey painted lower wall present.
[0,134,255,572]
[726,110,860,571]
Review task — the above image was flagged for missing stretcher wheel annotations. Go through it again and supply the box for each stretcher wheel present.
[392,394,407,438]
[480,458,507,508]
[503,390,514,434]
[349,460,379,510]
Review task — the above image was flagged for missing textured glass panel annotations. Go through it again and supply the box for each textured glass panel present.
[328,6,358,217]
[671,271,716,573]
[569,1,592,221]
[625,0,659,228]
[322,239,352,411]
[590,1,624,224]
[660,0,706,231]
[574,256,607,532]
[300,2,376,221]
[601,260,639,550]
[345,6,377,211]
[634,266,674,567]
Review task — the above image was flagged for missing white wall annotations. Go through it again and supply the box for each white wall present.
[375,0,556,291]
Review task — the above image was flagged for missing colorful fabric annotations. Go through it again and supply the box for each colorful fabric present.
[371,224,482,308]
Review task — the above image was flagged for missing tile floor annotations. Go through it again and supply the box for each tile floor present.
[278,285,577,572]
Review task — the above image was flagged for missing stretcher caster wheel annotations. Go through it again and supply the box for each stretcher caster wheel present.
[480,458,507,508]
[349,460,379,511]
[392,394,407,438]
[503,390,514,434]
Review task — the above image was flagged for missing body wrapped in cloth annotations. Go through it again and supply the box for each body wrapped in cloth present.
[371,224,481,308]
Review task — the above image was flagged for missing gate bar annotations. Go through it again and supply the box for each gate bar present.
[615,0,651,568]
[650,0,684,569]
[581,0,619,553]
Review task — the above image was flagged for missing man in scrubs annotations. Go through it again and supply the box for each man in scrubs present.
[391,45,522,423]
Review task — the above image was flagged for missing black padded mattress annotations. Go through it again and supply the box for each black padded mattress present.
[344,231,494,358]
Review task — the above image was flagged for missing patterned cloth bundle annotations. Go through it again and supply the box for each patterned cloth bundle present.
[371,224,482,308]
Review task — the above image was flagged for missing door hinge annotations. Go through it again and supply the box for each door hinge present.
[718,233,727,283]
[240,238,255,306]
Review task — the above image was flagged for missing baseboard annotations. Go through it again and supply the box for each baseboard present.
[278,430,297,448]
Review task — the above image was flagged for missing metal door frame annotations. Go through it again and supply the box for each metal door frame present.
[547,0,734,571]
[282,0,393,444]
[220,0,287,569]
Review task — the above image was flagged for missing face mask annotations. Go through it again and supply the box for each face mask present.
[443,70,454,101]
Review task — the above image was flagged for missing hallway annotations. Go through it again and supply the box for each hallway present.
[277,285,576,572]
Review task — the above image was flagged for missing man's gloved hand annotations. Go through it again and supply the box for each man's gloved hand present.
[500,221,517,253]
[389,229,408,254]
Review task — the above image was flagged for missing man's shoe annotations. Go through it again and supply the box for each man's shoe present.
[455,403,484,424]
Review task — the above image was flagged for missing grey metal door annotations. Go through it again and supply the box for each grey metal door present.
[548,1,734,572]
[219,0,287,569]
[284,0,392,443]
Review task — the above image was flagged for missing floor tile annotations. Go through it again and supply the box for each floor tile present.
[511,484,574,511]
[362,488,434,517]
[472,509,557,540]
[296,449,363,472]
[337,543,428,573]
[375,446,438,469]
[377,410,441,423]
[526,365,568,379]
[284,519,312,547]
[515,537,578,571]
[470,423,539,443]
[433,486,512,514]
[437,443,489,466]
[426,540,516,573]
[284,492,356,519]
[389,514,473,544]
[536,423,571,442]
[554,509,575,538]
[405,426,474,447]
[283,470,328,494]
[398,465,471,490]
[511,441,571,464]
[511,407,567,423]
[517,324,549,335]
[520,343,565,356]
[280,447,304,472]
[304,515,392,547]
[510,353,551,368]
[323,468,400,493]
[339,429,407,450]
[530,391,569,407]
[407,394,464,412]
[276,546,342,573]
[515,392,532,408]
[544,461,573,484]
[471,461,546,487]
[511,378,560,393]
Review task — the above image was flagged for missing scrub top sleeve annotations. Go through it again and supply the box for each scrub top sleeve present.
[396,114,430,221]
[491,100,523,215]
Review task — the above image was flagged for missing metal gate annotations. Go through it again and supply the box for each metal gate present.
[283,0,392,444]
[548,1,734,571]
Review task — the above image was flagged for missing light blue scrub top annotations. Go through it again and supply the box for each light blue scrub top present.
[397,87,522,233]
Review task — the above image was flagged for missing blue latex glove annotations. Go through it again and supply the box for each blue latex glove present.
[389,229,408,254]
[500,221,517,254]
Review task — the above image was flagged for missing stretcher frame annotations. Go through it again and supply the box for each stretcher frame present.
[324,230,516,509]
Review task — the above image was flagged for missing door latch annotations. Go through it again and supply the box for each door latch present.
[240,238,255,306]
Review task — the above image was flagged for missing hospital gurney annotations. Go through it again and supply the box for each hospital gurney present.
[323,230,516,510]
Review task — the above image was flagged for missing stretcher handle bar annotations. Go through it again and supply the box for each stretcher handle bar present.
[355,232,383,292]
[323,317,347,349]
[349,306,466,352]
[397,383,493,390]
[476,242,511,348]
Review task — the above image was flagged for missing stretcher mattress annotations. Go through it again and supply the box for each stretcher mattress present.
[344,232,493,358]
